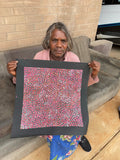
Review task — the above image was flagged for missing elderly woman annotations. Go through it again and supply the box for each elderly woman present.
[7,22,100,160]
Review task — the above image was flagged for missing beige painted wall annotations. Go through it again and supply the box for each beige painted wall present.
[0,0,102,51]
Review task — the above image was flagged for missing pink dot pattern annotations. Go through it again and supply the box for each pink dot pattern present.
[20,67,83,129]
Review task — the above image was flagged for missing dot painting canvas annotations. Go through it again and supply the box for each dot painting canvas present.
[11,59,90,138]
[21,67,83,129]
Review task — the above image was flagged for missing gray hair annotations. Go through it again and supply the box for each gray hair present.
[42,22,73,51]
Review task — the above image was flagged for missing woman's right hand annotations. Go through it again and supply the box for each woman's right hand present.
[7,61,18,76]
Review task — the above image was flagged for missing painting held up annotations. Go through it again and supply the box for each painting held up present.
[11,59,89,137]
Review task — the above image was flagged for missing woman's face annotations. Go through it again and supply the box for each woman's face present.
[49,29,68,60]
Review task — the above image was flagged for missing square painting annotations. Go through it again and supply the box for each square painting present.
[11,59,89,137]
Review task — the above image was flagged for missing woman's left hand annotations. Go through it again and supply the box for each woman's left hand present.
[88,61,100,79]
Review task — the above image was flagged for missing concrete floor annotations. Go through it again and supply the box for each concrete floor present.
[22,45,120,160]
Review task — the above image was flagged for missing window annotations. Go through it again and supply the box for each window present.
[102,0,120,5]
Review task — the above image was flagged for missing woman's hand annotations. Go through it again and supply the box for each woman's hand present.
[88,61,100,79]
[7,61,18,76]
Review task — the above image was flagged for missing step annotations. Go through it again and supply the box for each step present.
[0,134,46,160]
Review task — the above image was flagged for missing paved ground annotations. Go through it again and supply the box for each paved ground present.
[110,45,120,59]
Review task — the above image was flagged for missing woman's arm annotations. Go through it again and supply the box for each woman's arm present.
[7,61,18,84]
[88,61,100,86]
[7,61,18,76]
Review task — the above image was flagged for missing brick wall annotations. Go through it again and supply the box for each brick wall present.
[0,0,102,51]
